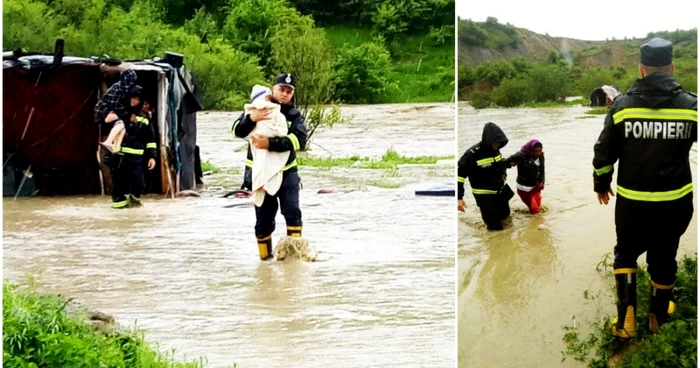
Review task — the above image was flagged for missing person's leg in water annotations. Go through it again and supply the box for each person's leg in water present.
[478,198,503,230]
[496,195,512,227]
[278,171,303,238]
[517,188,541,214]
[126,155,146,207]
[109,155,129,209]
[254,194,278,260]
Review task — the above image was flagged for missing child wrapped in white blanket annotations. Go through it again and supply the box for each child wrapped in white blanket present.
[244,85,291,207]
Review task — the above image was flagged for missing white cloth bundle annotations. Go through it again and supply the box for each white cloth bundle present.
[244,85,290,207]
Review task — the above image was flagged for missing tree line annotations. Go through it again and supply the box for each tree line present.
[4,0,454,110]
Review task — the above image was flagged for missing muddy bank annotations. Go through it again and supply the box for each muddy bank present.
[4,103,456,368]
[457,102,697,367]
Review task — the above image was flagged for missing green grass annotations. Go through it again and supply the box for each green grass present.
[201,160,222,174]
[297,148,453,169]
[576,116,598,119]
[561,254,697,367]
[369,180,402,189]
[323,25,454,103]
[3,280,223,368]
[585,109,610,115]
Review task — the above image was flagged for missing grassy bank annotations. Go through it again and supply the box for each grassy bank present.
[297,148,454,169]
[3,280,220,368]
[561,254,697,367]
[324,25,454,104]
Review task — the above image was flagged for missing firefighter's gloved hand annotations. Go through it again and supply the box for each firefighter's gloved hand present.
[147,159,156,170]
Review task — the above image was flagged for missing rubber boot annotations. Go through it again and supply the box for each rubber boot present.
[257,235,273,261]
[287,225,302,238]
[611,267,637,339]
[648,280,676,334]
[128,194,142,207]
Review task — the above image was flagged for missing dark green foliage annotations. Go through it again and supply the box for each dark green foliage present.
[561,254,697,368]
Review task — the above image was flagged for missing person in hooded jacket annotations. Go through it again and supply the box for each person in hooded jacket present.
[506,139,545,214]
[593,38,697,339]
[457,122,514,230]
[94,69,138,155]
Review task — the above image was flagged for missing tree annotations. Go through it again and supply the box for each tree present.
[333,41,395,104]
[269,19,342,149]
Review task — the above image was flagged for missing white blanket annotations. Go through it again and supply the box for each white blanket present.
[245,101,290,207]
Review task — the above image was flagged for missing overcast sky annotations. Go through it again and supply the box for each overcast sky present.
[456,0,699,41]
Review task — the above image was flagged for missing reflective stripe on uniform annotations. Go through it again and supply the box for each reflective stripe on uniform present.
[112,200,129,208]
[230,121,239,139]
[457,176,465,183]
[476,155,502,166]
[595,165,613,176]
[472,188,498,195]
[146,142,157,149]
[650,280,675,289]
[613,108,698,125]
[283,160,298,171]
[245,159,253,168]
[287,133,301,151]
[613,268,637,274]
[136,116,149,125]
[121,147,144,155]
[617,183,693,202]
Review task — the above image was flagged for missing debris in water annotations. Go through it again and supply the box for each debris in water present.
[274,236,318,262]
[176,190,201,198]
[317,189,332,194]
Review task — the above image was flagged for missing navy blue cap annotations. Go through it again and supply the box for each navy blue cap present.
[641,38,673,66]
[274,73,296,90]
[128,84,143,97]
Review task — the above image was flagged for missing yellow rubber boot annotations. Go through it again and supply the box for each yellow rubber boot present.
[287,225,302,238]
[257,235,273,261]
[611,268,637,339]
[649,280,675,334]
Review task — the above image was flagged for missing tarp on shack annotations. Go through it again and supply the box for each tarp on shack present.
[3,45,203,197]
[589,85,622,107]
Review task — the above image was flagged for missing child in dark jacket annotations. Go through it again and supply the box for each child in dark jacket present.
[506,139,545,214]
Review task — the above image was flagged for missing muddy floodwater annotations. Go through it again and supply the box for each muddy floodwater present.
[4,103,455,367]
[457,102,697,367]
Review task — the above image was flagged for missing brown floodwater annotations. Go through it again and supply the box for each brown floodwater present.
[457,102,697,367]
[3,103,456,368]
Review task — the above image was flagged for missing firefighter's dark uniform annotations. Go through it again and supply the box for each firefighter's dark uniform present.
[593,38,697,338]
[231,74,307,260]
[108,90,157,209]
[457,122,514,230]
